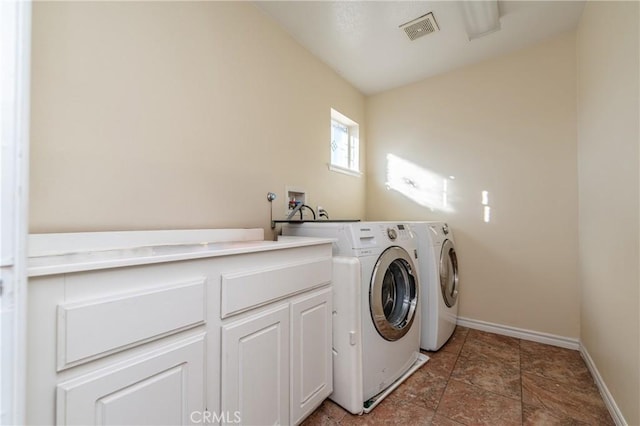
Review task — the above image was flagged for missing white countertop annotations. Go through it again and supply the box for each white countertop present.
[28,230,333,277]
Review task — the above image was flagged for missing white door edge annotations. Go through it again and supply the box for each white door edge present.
[0,1,31,424]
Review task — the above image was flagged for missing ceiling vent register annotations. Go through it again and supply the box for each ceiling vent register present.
[399,12,439,41]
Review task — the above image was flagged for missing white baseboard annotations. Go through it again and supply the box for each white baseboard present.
[456,316,580,350]
[456,316,626,425]
[580,345,627,426]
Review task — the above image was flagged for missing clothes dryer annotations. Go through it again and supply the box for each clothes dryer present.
[409,222,460,351]
[281,222,428,414]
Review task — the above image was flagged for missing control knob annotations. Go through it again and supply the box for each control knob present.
[387,227,398,240]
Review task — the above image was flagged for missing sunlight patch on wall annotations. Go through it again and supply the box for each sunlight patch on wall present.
[482,190,491,223]
[385,154,454,212]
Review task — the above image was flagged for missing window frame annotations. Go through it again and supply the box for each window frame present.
[329,108,362,177]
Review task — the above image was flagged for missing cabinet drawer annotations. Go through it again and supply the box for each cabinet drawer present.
[220,258,331,318]
[57,278,206,370]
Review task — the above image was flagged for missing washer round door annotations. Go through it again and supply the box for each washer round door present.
[440,239,459,308]
[369,246,419,341]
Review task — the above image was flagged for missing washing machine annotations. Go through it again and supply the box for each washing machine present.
[281,222,428,414]
[409,222,460,351]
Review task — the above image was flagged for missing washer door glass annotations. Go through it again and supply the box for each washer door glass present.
[440,239,459,308]
[370,246,418,341]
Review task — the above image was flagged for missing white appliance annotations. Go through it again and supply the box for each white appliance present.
[410,222,460,351]
[281,222,428,414]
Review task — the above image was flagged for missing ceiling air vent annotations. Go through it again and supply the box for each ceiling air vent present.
[399,12,439,41]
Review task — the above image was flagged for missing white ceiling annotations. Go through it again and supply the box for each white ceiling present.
[255,1,585,95]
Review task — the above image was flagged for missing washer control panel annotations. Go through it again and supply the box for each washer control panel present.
[382,223,412,242]
[350,222,416,250]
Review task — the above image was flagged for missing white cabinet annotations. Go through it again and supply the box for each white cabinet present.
[27,264,210,426]
[57,333,205,426]
[290,288,332,425]
[218,259,333,426]
[219,287,333,426]
[221,304,291,426]
[26,234,333,426]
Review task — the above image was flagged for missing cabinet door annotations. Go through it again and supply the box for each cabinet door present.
[290,288,333,425]
[221,304,290,426]
[56,333,205,425]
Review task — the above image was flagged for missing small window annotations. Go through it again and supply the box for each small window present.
[330,108,361,176]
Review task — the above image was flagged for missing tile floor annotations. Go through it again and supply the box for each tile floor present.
[303,326,614,425]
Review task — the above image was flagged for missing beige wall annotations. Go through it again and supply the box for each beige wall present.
[30,2,366,235]
[577,2,639,424]
[366,33,579,338]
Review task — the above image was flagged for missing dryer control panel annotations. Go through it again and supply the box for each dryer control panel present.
[428,223,450,246]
